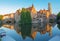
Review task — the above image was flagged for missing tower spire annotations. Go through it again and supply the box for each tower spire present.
[32,4,34,8]
[48,3,52,14]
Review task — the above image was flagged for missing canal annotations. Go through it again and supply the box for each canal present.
[0,22,60,41]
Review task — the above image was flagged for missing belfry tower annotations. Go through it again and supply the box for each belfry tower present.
[32,4,34,8]
[48,3,52,14]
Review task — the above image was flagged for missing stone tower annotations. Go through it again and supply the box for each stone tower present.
[48,3,52,14]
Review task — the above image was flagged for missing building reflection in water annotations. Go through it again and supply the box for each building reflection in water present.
[2,24,14,29]
[32,23,52,38]
[2,22,56,39]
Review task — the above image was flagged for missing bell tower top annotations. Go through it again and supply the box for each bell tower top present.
[32,4,34,8]
[48,3,52,14]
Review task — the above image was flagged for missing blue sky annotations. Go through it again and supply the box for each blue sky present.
[0,0,60,15]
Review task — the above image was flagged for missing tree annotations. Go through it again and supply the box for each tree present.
[57,24,60,30]
[0,15,3,20]
[0,15,2,27]
[57,12,60,29]
[57,12,60,24]
[20,8,32,24]
[57,12,60,20]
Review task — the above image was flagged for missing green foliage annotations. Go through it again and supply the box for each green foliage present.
[0,15,2,27]
[20,8,32,24]
[0,21,2,27]
[57,12,60,20]
[0,15,3,20]
[21,24,32,39]
[57,24,60,30]
[18,8,32,39]
[57,12,60,29]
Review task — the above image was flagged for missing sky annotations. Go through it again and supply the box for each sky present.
[0,0,60,15]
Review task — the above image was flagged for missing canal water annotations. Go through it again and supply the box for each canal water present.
[0,23,60,41]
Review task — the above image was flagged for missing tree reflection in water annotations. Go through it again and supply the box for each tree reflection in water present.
[20,23,32,39]
[57,24,60,30]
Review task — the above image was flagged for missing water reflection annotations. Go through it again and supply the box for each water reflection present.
[20,23,32,39]
[57,24,60,30]
[1,22,59,41]
[2,24,14,29]
[32,23,52,37]
[0,20,2,27]
[3,23,52,39]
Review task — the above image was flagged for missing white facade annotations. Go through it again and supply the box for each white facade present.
[14,13,21,23]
